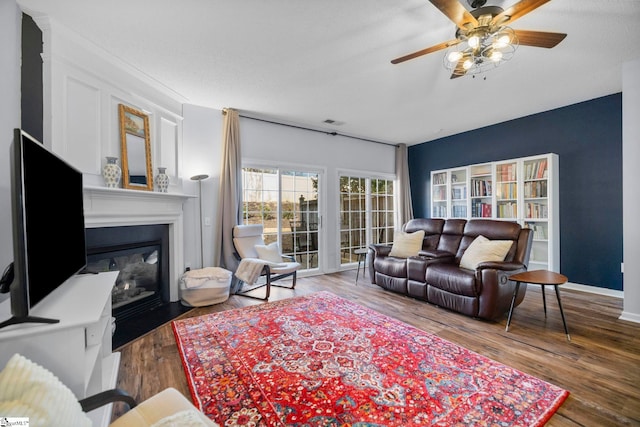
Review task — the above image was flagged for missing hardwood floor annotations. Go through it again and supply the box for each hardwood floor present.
[115,271,640,426]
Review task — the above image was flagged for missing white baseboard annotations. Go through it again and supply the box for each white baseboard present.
[619,311,640,323]
[561,282,640,324]
[562,281,624,298]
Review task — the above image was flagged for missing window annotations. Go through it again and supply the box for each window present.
[242,167,320,271]
[339,175,395,266]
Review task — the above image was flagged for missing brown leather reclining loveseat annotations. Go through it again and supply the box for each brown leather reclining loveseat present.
[368,218,533,320]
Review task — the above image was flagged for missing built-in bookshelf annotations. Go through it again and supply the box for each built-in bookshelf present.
[430,153,559,272]
[450,168,467,218]
[470,163,492,218]
[431,171,447,218]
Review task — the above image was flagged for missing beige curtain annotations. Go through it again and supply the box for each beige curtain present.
[216,108,243,270]
[396,143,414,226]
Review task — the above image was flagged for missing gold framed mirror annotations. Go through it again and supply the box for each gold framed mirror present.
[119,104,153,191]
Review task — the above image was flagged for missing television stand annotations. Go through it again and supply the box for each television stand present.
[0,315,59,330]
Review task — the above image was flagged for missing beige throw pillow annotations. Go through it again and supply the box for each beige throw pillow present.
[254,242,283,263]
[389,230,425,258]
[459,235,513,270]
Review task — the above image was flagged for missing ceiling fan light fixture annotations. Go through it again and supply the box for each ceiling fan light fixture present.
[493,33,512,48]
[443,25,518,77]
[468,35,481,49]
[489,50,503,62]
[447,51,464,62]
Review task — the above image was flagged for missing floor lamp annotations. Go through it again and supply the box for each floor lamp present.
[191,174,209,268]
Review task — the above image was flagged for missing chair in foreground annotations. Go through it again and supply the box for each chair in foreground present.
[232,224,301,300]
[0,353,218,427]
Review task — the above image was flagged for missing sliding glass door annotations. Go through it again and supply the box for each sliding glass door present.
[242,167,320,271]
[339,175,395,267]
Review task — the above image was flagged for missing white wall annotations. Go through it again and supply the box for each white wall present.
[0,2,22,303]
[182,109,396,274]
[621,57,640,322]
[182,104,223,270]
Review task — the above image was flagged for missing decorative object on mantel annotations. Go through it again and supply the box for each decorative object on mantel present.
[191,174,210,268]
[102,156,121,188]
[155,167,169,192]
[119,104,154,191]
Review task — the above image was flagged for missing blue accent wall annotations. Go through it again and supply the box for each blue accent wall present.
[408,93,623,291]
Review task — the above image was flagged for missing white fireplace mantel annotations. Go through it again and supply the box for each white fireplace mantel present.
[83,186,194,301]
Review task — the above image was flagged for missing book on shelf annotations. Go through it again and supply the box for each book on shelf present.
[433,205,447,218]
[451,187,467,200]
[433,173,446,185]
[525,202,548,219]
[452,205,467,218]
[525,222,547,240]
[498,163,516,182]
[524,180,548,198]
[497,182,517,199]
[525,158,548,180]
[434,187,447,200]
[497,201,517,218]
[471,179,492,197]
[472,199,492,218]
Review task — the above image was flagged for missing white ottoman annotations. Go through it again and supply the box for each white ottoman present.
[179,267,232,307]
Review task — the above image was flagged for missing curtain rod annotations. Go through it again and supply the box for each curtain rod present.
[222,108,398,148]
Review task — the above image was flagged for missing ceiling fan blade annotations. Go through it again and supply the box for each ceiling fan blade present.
[450,58,468,79]
[514,29,567,48]
[491,0,551,26]
[391,39,461,64]
[429,0,478,30]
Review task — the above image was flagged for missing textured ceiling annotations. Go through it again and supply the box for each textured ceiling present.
[16,0,640,145]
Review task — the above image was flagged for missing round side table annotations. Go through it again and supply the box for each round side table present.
[354,248,368,284]
[506,270,571,341]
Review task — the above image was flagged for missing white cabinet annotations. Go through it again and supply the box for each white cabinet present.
[0,271,120,427]
[470,163,493,218]
[431,153,559,272]
[430,168,468,218]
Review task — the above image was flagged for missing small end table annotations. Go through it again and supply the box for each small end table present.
[354,248,368,284]
[506,270,571,341]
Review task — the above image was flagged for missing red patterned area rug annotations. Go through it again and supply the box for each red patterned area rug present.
[172,291,568,426]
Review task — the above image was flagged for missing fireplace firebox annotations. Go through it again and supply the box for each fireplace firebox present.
[85,224,170,323]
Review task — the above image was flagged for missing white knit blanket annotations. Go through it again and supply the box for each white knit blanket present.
[0,354,92,427]
[235,258,267,285]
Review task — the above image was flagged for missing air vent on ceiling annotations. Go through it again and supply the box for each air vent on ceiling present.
[323,119,344,126]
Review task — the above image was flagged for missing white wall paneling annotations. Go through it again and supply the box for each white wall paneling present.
[63,76,101,172]
[160,116,180,180]
[35,16,185,187]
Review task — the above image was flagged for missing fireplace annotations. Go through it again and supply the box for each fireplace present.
[82,186,192,346]
[83,186,192,301]
[85,224,170,322]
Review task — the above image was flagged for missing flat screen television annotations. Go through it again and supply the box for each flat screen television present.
[0,129,87,329]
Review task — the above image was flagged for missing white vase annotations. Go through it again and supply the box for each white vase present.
[155,167,169,192]
[102,157,121,188]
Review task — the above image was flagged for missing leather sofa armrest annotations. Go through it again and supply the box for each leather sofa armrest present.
[476,261,525,272]
[369,244,392,256]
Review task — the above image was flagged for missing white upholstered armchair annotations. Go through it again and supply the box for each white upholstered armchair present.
[232,224,300,300]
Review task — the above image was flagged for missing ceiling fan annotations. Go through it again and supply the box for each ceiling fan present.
[391,0,567,79]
